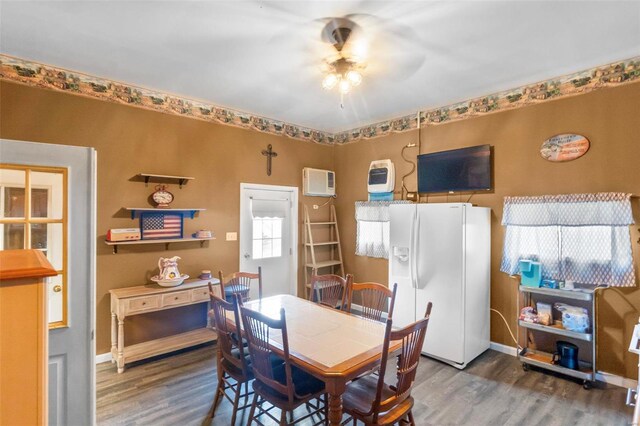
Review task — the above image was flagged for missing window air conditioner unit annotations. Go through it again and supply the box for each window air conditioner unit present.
[303,168,336,197]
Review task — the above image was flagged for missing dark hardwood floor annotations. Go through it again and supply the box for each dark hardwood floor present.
[97,344,632,425]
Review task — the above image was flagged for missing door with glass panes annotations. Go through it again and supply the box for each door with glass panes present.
[0,139,96,426]
[0,165,67,327]
[239,184,298,298]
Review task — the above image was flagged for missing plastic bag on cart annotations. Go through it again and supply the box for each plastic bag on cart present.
[554,303,590,333]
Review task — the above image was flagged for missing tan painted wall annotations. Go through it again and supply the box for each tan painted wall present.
[334,82,640,379]
[2,80,640,379]
[0,81,334,354]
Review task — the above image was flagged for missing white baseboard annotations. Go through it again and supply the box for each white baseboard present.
[488,341,637,389]
[95,352,111,364]
[596,371,638,389]
[489,341,518,357]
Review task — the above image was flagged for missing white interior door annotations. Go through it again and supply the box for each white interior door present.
[240,183,298,298]
[0,139,96,426]
[415,204,465,364]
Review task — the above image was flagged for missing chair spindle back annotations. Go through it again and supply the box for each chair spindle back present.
[375,302,433,419]
[239,303,296,403]
[309,273,350,310]
[346,282,398,322]
[208,288,248,373]
[219,267,263,302]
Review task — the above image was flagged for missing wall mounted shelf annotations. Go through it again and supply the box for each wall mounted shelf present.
[105,236,215,254]
[125,208,205,220]
[137,173,195,188]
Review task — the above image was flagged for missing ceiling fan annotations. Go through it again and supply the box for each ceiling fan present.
[266,11,427,101]
[319,17,366,94]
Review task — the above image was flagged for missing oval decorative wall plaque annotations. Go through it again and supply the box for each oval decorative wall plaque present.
[540,134,590,162]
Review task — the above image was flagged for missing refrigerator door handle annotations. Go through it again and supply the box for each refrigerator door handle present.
[411,212,420,288]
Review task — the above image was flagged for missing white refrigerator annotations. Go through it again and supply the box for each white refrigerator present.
[389,203,491,369]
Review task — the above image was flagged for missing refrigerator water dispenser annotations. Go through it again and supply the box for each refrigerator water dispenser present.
[393,246,409,262]
[391,246,410,278]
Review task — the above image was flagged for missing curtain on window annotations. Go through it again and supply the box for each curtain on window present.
[500,193,636,287]
[355,200,411,259]
[250,198,287,219]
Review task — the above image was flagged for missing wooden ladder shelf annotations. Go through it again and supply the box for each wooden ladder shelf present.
[303,204,344,297]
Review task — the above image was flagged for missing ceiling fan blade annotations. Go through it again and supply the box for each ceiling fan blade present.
[341,13,427,79]
[265,10,430,86]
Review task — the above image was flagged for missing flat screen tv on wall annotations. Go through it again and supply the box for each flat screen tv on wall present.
[417,145,492,194]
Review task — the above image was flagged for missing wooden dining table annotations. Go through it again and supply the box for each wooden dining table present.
[226,294,400,425]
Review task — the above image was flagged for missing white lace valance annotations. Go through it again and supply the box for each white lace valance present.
[355,201,411,222]
[502,193,633,227]
[500,192,636,287]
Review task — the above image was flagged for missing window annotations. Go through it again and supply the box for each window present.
[355,201,411,259]
[250,197,287,260]
[500,193,635,287]
[252,217,283,259]
[0,165,68,327]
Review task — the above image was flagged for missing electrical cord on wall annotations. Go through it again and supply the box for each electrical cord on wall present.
[313,194,336,210]
[466,192,476,203]
[491,308,522,351]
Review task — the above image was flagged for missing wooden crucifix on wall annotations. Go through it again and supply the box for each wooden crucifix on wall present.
[261,144,278,176]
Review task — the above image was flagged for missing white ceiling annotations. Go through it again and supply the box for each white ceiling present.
[2,1,639,133]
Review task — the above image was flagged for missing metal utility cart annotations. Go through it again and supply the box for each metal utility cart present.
[518,284,599,389]
[626,319,640,424]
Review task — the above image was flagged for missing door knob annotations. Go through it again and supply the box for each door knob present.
[53,285,62,293]
[244,253,251,259]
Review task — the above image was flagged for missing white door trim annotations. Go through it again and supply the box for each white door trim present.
[239,183,299,296]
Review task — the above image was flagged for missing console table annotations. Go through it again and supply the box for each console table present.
[110,278,220,373]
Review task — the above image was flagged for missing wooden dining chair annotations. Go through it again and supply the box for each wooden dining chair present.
[203,291,253,426]
[309,273,351,310]
[239,301,327,425]
[219,267,262,303]
[342,302,433,426]
[345,282,398,322]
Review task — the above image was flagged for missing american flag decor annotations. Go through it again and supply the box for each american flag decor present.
[141,213,183,239]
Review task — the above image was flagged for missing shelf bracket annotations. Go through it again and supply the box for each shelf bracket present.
[144,176,150,187]
[200,240,205,248]
[112,245,118,254]
[165,243,170,251]
[179,178,187,189]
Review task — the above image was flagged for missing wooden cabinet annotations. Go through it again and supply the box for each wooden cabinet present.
[109,278,221,373]
[0,250,57,426]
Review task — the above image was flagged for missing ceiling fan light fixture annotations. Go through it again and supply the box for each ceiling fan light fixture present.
[338,79,352,94]
[320,23,366,98]
[322,73,339,90]
[346,69,362,86]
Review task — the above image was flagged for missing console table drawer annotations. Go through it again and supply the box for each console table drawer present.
[191,287,210,302]
[127,295,160,313]
[162,290,191,307]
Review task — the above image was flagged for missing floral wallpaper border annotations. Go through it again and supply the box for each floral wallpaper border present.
[336,56,640,143]
[0,54,335,145]
[1,54,639,145]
